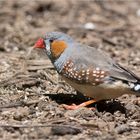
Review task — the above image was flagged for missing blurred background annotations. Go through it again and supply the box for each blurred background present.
[0,0,140,139]
[0,0,140,69]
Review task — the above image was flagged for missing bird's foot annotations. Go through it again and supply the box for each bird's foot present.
[62,99,97,110]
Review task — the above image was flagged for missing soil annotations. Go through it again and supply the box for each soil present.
[0,0,140,139]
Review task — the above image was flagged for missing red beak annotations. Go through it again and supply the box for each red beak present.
[33,38,45,49]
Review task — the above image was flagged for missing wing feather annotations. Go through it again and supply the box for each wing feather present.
[60,43,139,84]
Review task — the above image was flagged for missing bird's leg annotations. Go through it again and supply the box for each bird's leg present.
[62,99,97,110]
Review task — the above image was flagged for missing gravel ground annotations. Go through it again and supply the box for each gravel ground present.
[0,0,140,139]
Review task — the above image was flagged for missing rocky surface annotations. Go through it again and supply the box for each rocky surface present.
[0,0,140,139]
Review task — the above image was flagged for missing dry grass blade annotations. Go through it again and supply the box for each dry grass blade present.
[0,123,82,132]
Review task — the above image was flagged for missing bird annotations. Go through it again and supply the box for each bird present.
[33,31,140,110]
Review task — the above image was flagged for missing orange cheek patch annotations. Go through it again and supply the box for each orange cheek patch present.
[51,40,67,58]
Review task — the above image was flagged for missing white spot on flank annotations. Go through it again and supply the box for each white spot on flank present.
[100,75,105,78]
[70,71,73,74]
[68,69,72,72]
[75,73,78,76]
[134,84,140,91]
[95,79,99,82]
[78,75,81,78]
[71,72,74,76]
[82,73,85,76]
[101,71,105,74]
[93,71,96,74]
[74,76,77,79]
[96,71,100,74]
[86,72,89,75]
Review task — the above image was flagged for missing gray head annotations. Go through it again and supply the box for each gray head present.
[34,32,74,62]
[44,32,73,43]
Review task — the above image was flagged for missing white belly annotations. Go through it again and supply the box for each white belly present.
[62,77,134,100]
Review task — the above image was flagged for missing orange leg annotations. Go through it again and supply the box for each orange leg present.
[62,99,97,110]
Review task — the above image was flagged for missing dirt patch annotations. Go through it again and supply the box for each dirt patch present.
[0,0,140,139]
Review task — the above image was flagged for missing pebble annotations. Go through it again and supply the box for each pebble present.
[51,125,82,135]
[115,124,132,134]
[84,22,95,30]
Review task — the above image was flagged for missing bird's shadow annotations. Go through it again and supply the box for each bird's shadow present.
[45,92,126,114]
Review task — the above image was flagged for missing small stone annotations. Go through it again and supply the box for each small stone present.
[115,124,132,134]
[84,22,95,30]
[51,125,81,135]
[136,9,140,16]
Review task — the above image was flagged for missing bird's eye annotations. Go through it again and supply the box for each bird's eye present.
[49,39,54,43]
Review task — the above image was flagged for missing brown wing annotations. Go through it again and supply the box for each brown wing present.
[61,59,108,85]
[74,44,139,83]
[60,43,139,85]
